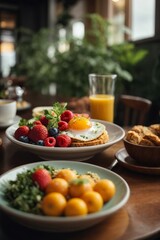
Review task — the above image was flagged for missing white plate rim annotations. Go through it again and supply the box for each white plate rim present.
[0,161,130,224]
[0,115,21,128]
[17,101,31,111]
[5,120,125,152]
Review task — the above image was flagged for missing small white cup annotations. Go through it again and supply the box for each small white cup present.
[0,99,17,126]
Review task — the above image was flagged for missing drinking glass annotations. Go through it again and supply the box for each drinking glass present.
[89,74,117,122]
[7,86,24,102]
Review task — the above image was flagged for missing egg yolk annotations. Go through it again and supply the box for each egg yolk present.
[68,116,92,131]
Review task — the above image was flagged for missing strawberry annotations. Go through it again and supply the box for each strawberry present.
[56,134,71,147]
[28,125,48,143]
[58,121,68,131]
[44,137,56,147]
[60,110,74,122]
[14,126,30,140]
[32,168,52,190]
[33,120,42,125]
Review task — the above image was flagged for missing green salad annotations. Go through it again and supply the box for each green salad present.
[3,165,56,215]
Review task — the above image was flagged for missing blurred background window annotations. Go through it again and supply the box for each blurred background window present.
[72,21,84,39]
[106,0,156,43]
[131,0,155,41]
[0,0,159,78]
[107,0,126,45]
[0,11,16,77]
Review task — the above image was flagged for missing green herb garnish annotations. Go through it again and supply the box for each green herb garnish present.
[45,102,67,128]
[18,102,67,129]
[3,165,56,214]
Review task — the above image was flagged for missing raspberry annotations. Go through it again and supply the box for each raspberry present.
[39,116,49,126]
[14,126,30,140]
[44,137,56,147]
[58,121,68,131]
[28,125,48,143]
[56,134,71,147]
[60,110,74,122]
[32,168,52,190]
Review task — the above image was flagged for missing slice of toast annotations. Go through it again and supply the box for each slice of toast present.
[32,106,54,117]
[71,130,109,147]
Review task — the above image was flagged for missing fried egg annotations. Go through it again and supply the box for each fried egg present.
[62,116,106,141]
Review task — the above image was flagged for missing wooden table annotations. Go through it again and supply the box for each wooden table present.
[0,94,160,240]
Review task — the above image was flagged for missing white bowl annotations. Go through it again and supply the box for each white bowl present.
[5,120,125,161]
[0,161,130,232]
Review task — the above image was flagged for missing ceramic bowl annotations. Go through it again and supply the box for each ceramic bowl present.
[123,138,160,167]
[0,161,130,232]
[6,120,125,161]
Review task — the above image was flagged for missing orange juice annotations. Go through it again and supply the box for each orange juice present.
[89,94,114,122]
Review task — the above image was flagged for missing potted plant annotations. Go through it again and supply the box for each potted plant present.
[10,14,148,97]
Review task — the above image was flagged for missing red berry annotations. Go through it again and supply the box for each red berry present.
[60,110,74,122]
[14,126,30,140]
[58,121,68,131]
[39,116,49,126]
[33,120,42,125]
[28,125,48,143]
[32,168,52,190]
[56,134,71,147]
[44,137,56,147]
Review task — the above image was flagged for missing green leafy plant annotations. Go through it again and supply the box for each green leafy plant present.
[10,28,58,92]
[10,14,148,97]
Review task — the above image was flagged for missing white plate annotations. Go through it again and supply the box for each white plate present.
[5,120,125,161]
[0,161,130,232]
[0,115,21,128]
[17,101,31,111]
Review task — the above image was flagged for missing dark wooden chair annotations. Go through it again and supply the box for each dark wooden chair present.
[118,95,152,127]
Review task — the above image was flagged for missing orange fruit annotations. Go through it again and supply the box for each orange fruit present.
[69,178,93,198]
[94,179,116,203]
[45,178,69,196]
[78,174,96,187]
[55,169,77,182]
[81,191,103,213]
[41,192,67,216]
[64,198,88,216]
